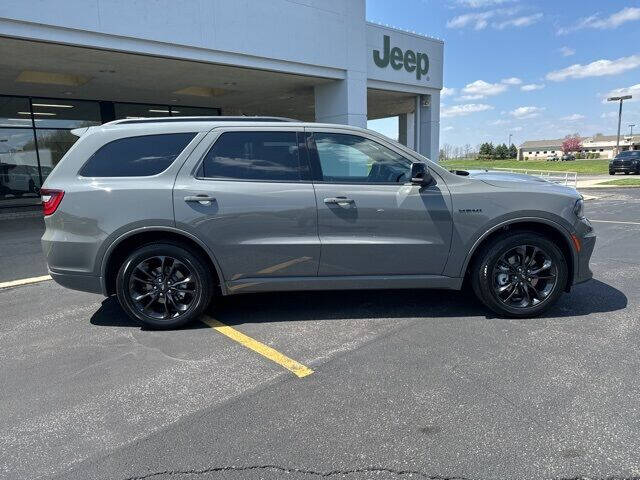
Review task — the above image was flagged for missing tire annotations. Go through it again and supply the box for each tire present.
[116,242,213,329]
[470,232,568,318]
[609,171,615,175]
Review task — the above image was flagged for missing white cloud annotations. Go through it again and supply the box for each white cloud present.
[447,11,494,30]
[441,87,457,97]
[490,118,510,125]
[461,79,508,99]
[561,114,585,121]
[442,103,494,118]
[456,0,514,7]
[546,55,640,81]
[442,126,454,131]
[559,46,575,57]
[457,94,485,101]
[600,111,618,119]
[603,83,640,103]
[447,7,541,31]
[521,83,545,91]
[501,77,522,85]
[510,106,545,119]
[558,7,640,34]
[512,126,523,132]
[495,13,543,29]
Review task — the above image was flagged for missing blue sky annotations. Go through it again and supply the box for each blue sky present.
[365,0,640,149]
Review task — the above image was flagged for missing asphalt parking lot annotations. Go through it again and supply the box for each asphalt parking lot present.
[1,188,639,480]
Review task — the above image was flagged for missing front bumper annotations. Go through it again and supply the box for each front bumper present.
[573,231,595,285]
[609,165,638,173]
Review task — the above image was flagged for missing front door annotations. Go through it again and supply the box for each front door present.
[173,128,319,287]
[306,130,452,277]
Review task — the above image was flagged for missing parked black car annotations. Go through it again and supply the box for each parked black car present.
[609,150,640,175]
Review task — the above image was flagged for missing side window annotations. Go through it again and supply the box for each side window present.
[199,131,303,181]
[313,133,411,183]
[79,133,196,177]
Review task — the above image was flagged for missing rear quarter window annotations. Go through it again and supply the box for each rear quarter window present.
[78,132,196,177]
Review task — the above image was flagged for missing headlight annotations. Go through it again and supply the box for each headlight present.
[574,198,585,218]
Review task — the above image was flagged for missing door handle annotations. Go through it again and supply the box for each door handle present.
[324,196,354,206]
[184,194,216,205]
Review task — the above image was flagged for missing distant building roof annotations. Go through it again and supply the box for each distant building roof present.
[520,134,640,149]
[520,139,562,149]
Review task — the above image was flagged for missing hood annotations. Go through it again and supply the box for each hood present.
[455,169,579,196]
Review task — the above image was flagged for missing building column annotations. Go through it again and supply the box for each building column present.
[398,112,415,149]
[314,71,367,127]
[314,0,366,128]
[417,92,440,162]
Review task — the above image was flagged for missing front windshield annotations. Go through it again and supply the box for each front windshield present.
[617,150,640,159]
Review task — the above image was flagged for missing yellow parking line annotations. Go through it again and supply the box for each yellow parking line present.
[202,316,313,378]
[0,275,52,289]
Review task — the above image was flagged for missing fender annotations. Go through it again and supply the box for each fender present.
[451,215,578,280]
[99,225,228,296]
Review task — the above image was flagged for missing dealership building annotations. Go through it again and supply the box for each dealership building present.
[0,0,443,210]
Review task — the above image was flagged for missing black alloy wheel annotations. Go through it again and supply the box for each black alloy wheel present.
[471,232,568,318]
[116,243,213,329]
[492,244,558,309]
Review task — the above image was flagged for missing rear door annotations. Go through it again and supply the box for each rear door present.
[173,127,319,287]
[305,128,452,277]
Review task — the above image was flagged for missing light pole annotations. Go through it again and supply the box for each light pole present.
[608,95,632,156]
[508,133,512,147]
[630,124,636,137]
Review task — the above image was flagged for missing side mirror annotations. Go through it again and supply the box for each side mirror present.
[410,162,433,186]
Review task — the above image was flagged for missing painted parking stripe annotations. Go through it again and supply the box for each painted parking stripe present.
[0,275,52,289]
[590,219,640,226]
[202,316,314,378]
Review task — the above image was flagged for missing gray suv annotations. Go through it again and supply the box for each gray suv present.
[41,117,595,328]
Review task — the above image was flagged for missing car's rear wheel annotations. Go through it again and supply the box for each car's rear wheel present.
[471,232,568,318]
[116,243,213,329]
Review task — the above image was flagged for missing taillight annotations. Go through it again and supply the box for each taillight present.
[41,188,65,216]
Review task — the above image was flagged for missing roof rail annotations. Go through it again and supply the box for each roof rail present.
[105,116,299,126]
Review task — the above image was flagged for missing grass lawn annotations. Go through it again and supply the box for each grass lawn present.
[600,177,640,186]
[441,159,609,175]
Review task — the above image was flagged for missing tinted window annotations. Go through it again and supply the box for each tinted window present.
[618,150,640,159]
[200,131,302,181]
[313,133,411,183]
[79,133,196,177]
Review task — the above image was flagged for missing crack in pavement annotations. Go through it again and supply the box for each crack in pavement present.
[122,469,640,480]
[122,465,473,479]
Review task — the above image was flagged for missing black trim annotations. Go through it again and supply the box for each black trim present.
[304,132,324,182]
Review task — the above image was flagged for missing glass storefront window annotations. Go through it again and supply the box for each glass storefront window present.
[35,129,79,179]
[115,103,172,119]
[0,128,40,205]
[0,96,33,128]
[172,105,219,117]
[30,98,101,129]
[0,95,220,208]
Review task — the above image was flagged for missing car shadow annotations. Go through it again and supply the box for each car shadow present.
[89,278,627,329]
[89,297,209,330]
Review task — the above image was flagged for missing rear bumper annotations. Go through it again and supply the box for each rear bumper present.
[49,268,104,295]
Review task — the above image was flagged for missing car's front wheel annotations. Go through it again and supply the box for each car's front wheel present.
[116,243,213,329]
[471,232,568,318]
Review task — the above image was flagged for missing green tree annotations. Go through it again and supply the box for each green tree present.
[479,142,494,158]
[508,143,518,159]
[495,143,509,159]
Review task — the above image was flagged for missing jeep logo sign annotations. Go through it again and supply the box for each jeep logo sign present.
[373,35,429,80]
